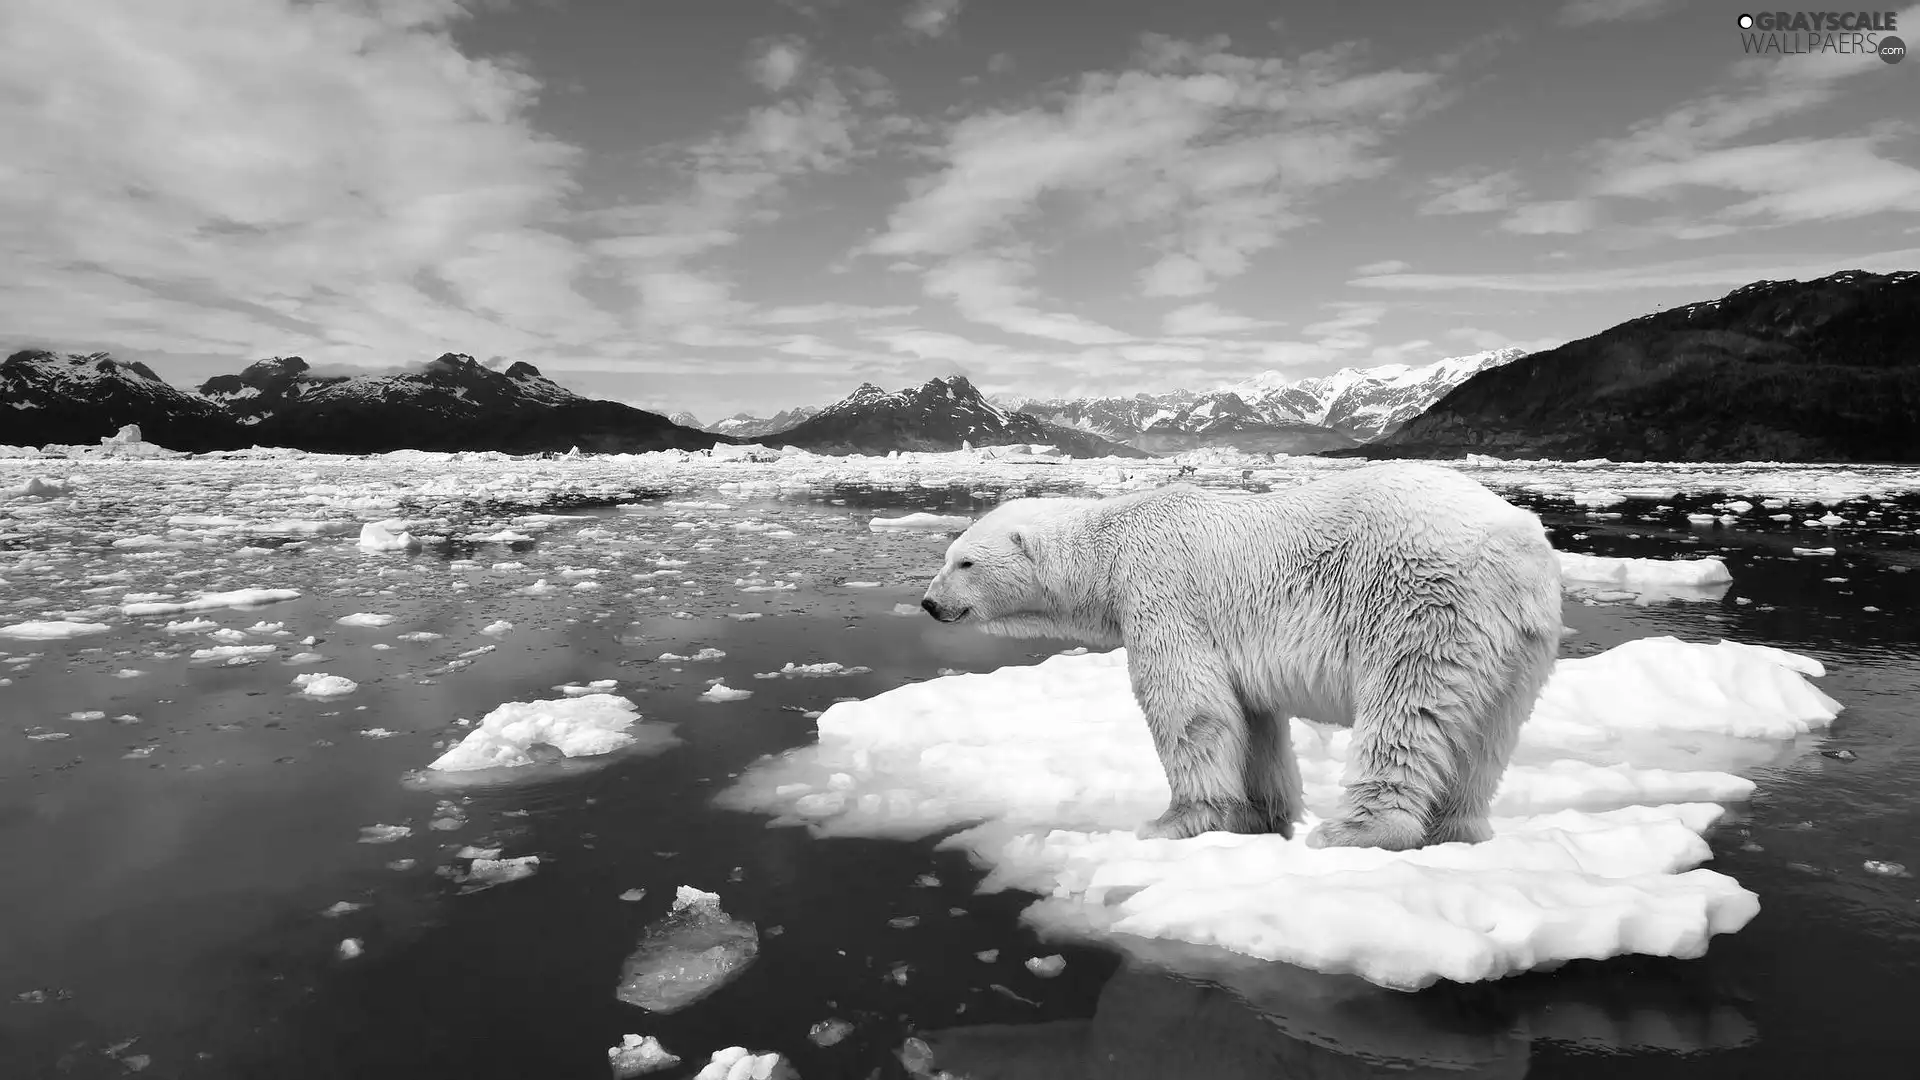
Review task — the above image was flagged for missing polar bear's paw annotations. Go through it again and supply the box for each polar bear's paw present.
[1304,808,1427,851]
[1137,798,1296,841]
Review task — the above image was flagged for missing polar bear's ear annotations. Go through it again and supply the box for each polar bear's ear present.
[1009,530,1029,557]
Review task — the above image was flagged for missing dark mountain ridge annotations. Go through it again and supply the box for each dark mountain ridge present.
[1338,269,1920,463]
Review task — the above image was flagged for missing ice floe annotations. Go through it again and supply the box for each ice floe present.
[723,635,1842,991]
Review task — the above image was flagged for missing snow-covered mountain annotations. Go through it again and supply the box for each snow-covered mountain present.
[1015,348,1530,449]
[1230,348,1531,440]
[706,405,822,439]
[198,356,349,423]
[2,349,246,451]
[1,348,726,454]
[668,410,703,430]
[773,376,1144,458]
[236,352,717,454]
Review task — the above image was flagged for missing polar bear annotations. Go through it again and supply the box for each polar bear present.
[919,463,1562,851]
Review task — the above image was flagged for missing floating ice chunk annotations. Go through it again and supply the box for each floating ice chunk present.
[690,1048,795,1080]
[1556,552,1733,604]
[1026,954,1066,978]
[358,825,411,844]
[1792,546,1836,556]
[162,617,219,633]
[337,938,364,960]
[870,512,973,532]
[190,644,276,660]
[479,619,514,635]
[428,694,678,772]
[337,612,396,628]
[123,588,300,616]
[844,581,883,588]
[463,855,540,889]
[752,661,872,679]
[293,673,358,698]
[809,1018,854,1047]
[0,620,111,640]
[466,529,535,543]
[1570,489,1626,509]
[357,521,422,552]
[722,635,1842,991]
[699,682,753,703]
[0,476,70,500]
[609,1034,681,1078]
[615,886,760,1014]
[660,648,726,662]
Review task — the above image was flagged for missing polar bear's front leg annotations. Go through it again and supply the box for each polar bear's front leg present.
[1126,633,1268,840]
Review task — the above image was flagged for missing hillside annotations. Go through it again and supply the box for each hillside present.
[1348,270,1920,463]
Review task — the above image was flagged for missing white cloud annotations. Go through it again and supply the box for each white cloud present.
[0,0,598,367]
[1558,0,1681,26]
[903,0,965,39]
[1160,302,1275,336]
[1418,169,1521,215]
[751,303,920,325]
[867,35,1444,302]
[923,254,1133,345]
[1348,247,1920,293]
[1500,199,1600,235]
[1595,136,1920,223]
[749,37,809,93]
[1302,303,1388,350]
[593,58,894,340]
[1353,259,1413,276]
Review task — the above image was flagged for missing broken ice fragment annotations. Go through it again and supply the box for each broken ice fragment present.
[698,681,752,703]
[608,1034,680,1078]
[337,938,364,960]
[808,1018,854,1047]
[357,824,411,844]
[292,673,358,698]
[463,856,540,890]
[1025,954,1066,978]
[690,1048,795,1080]
[1864,860,1909,877]
[614,886,759,1014]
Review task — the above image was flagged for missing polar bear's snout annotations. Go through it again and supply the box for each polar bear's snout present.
[919,594,970,622]
[920,568,972,622]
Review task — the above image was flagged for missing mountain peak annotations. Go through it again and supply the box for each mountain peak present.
[504,360,543,380]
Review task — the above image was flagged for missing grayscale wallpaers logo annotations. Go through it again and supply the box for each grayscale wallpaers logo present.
[1736,11,1904,62]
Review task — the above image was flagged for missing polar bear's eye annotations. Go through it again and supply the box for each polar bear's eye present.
[957,559,974,569]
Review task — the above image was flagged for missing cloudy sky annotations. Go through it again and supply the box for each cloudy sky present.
[3,0,1916,421]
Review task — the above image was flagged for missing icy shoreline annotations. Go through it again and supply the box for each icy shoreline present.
[6,445,1920,513]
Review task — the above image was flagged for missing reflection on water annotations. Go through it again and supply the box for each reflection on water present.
[921,936,1758,1079]
[0,478,1916,1079]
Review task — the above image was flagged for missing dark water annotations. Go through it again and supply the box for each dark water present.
[2,480,1917,1079]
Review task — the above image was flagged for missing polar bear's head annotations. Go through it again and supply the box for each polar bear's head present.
[920,497,1091,638]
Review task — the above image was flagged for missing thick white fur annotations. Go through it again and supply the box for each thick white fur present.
[920,463,1563,851]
